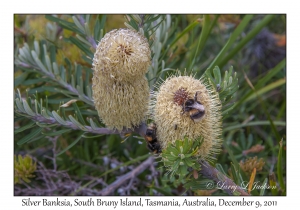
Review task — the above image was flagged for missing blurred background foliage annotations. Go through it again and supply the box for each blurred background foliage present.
[14,14,286,196]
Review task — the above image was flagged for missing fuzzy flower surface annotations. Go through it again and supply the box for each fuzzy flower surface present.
[152,74,222,162]
[92,75,149,131]
[93,28,151,82]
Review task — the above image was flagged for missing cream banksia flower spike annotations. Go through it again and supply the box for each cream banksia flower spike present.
[93,28,151,82]
[92,75,149,131]
[152,72,222,162]
[92,29,151,131]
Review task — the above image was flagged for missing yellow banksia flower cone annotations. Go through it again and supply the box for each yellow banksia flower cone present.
[152,73,223,161]
[93,28,151,82]
[92,75,149,131]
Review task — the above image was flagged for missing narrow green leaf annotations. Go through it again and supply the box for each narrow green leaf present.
[36,122,57,128]
[76,34,92,47]
[190,15,217,69]
[45,15,83,35]
[34,41,40,56]
[218,15,274,68]
[170,19,199,49]
[69,115,88,131]
[52,62,59,75]
[52,111,68,125]
[209,15,253,69]
[22,78,49,86]
[213,66,222,85]
[17,127,43,145]
[56,132,84,156]
[151,187,173,196]
[233,60,285,111]
[72,16,85,33]
[69,37,93,58]
[230,163,241,185]
[223,143,240,173]
[89,118,98,130]
[223,121,286,132]
[215,163,227,176]
[27,134,45,143]
[256,59,286,89]
[31,51,48,73]
[15,72,29,87]
[22,100,36,116]
[72,102,86,125]
[259,178,268,196]
[14,121,36,133]
[82,133,105,139]
[15,98,26,113]
[245,78,286,102]
[277,140,285,191]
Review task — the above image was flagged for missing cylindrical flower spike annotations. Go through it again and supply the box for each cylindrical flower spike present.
[92,75,149,131]
[152,73,223,162]
[92,28,151,131]
[93,28,151,82]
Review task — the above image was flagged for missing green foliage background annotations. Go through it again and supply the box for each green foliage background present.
[14,14,286,196]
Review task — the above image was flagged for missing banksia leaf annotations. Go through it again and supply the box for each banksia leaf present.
[161,138,202,178]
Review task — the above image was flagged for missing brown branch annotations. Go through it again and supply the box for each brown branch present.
[199,160,250,196]
[98,156,154,195]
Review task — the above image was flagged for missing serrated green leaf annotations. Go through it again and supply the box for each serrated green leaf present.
[17,127,43,145]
